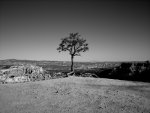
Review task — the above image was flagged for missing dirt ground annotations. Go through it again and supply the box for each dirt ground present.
[0,76,150,113]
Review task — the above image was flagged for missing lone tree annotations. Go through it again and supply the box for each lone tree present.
[57,33,89,72]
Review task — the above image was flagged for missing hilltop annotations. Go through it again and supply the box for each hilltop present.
[0,76,150,113]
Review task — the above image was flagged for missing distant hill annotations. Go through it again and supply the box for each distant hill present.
[0,59,146,65]
[0,59,66,65]
[0,59,148,70]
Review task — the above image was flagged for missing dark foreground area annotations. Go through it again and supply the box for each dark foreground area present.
[74,61,150,82]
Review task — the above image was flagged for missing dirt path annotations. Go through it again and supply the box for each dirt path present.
[0,76,150,113]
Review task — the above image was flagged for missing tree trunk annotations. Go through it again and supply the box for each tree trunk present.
[71,55,74,72]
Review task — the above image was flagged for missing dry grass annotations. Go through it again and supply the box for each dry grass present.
[0,76,150,113]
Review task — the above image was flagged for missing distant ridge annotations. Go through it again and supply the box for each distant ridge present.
[0,59,148,62]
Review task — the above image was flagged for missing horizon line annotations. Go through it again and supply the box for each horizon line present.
[0,58,149,63]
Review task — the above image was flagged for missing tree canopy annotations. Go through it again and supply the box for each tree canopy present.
[57,33,89,56]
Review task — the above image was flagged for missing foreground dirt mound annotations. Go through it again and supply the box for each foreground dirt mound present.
[0,77,150,113]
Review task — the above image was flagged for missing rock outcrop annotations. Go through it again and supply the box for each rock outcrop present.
[0,64,44,83]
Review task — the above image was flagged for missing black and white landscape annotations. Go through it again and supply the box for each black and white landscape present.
[0,0,150,113]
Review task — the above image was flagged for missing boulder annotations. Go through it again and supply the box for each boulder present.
[13,76,29,83]
[0,64,44,83]
[0,75,6,81]
[5,78,15,83]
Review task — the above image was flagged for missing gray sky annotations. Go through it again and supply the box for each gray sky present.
[0,0,150,61]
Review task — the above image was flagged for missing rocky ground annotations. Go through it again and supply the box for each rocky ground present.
[0,76,150,113]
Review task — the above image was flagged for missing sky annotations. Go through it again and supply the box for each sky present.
[0,0,150,62]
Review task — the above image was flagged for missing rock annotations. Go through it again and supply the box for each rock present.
[5,78,15,83]
[0,64,44,83]
[79,73,98,78]
[13,76,29,83]
[0,75,6,81]
[53,72,67,78]
[44,74,52,80]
